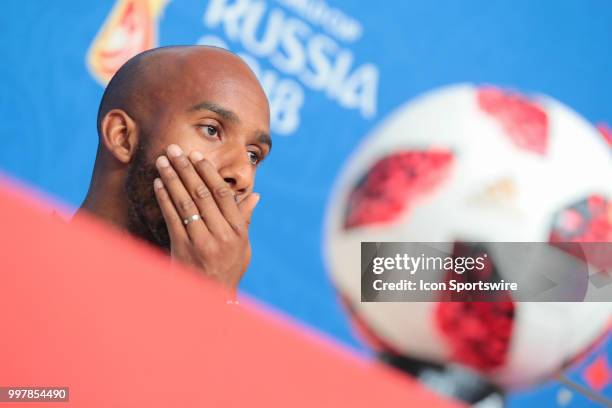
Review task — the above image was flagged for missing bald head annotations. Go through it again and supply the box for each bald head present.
[96,45,267,139]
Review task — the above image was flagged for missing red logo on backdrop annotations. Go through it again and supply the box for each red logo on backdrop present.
[87,0,170,84]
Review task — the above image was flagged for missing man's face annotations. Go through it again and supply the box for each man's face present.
[125,57,271,250]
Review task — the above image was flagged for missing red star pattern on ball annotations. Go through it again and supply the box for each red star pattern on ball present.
[344,149,454,229]
[596,123,612,148]
[550,195,612,243]
[477,87,549,155]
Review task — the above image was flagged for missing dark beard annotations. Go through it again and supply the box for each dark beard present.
[124,144,171,251]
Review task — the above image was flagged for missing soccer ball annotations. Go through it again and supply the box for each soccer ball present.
[324,83,611,388]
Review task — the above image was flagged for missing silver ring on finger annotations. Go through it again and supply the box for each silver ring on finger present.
[183,214,202,226]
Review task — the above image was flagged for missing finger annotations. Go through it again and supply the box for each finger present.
[153,177,189,243]
[238,193,260,227]
[156,155,209,241]
[189,151,245,234]
[166,145,228,236]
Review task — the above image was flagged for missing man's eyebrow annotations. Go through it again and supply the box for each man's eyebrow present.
[256,132,272,152]
[188,101,240,123]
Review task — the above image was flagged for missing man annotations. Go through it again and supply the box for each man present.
[76,45,272,294]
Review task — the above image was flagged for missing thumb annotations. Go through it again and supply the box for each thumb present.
[238,192,260,226]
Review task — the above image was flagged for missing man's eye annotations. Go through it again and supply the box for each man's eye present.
[247,151,260,165]
[201,125,218,138]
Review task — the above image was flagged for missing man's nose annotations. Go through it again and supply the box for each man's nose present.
[216,144,253,196]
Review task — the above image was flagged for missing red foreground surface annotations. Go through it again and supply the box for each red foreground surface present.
[0,178,461,407]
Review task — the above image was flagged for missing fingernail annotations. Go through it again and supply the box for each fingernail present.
[156,155,170,168]
[154,178,163,189]
[167,144,183,158]
[190,151,204,162]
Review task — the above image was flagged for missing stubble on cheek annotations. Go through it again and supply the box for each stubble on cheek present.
[124,146,171,251]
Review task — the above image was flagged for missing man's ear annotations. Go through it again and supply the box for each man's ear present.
[99,109,139,164]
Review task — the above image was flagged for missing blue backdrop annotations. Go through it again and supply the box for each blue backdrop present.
[1,1,611,406]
